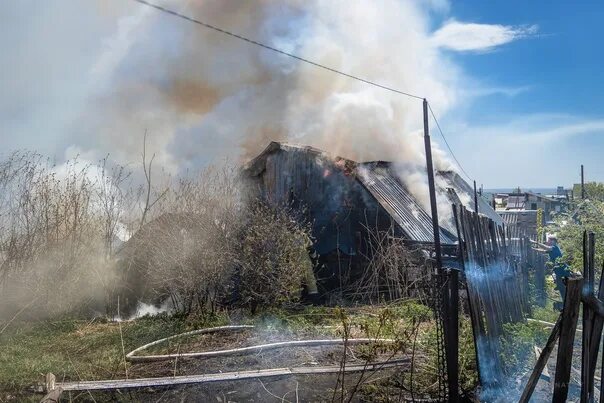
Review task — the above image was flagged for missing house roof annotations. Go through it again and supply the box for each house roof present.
[116,212,208,256]
[525,191,562,203]
[244,142,328,176]
[357,162,456,245]
[437,170,504,227]
[246,142,509,245]
[506,195,526,209]
[245,142,463,245]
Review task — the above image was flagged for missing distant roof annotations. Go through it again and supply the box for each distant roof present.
[525,191,561,203]
[506,195,526,209]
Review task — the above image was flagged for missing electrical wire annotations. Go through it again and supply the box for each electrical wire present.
[427,102,474,182]
[132,0,475,183]
[132,0,424,100]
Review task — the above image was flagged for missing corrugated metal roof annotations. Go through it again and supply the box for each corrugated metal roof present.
[356,163,456,245]
[499,210,538,239]
[506,195,526,209]
[499,211,519,226]
[437,171,504,226]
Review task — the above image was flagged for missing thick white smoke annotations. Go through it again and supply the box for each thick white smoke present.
[71,0,462,221]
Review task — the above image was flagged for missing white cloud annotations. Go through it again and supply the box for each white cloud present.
[443,114,604,187]
[431,19,538,52]
[461,114,604,143]
[463,84,533,98]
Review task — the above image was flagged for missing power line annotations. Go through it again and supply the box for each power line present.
[132,0,424,101]
[427,102,474,182]
[132,0,474,182]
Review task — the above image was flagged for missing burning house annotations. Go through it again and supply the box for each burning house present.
[243,142,502,294]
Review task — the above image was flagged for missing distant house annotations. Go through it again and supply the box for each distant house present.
[499,210,540,240]
[243,142,502,291]
[503,191,567,221]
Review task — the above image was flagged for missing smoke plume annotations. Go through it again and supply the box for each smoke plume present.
[70,0,462,221]
[75,0,460,166]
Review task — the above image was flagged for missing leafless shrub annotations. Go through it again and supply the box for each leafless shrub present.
[0,147,314,320]
[120,166,314,316]
[236,203,313,313]
[118,163,241,316]
[354,224,428,303]
[0,152,131,319]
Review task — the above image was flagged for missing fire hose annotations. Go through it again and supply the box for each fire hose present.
[126,325,396,363]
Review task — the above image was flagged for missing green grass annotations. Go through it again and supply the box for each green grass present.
[0,313,228,400]
[0,301,478,401]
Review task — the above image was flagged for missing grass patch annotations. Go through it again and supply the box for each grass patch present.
[0,313,227,400]
[0,301,479,401]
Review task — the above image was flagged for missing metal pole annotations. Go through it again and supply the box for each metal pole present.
[423,99,458,402]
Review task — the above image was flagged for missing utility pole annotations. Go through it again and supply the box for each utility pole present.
[424,99,442,271]
[581,165,585,199]
[473,180,479,214]
[423,98,459,402]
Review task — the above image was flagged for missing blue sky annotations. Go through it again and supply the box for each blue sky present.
[1,0,602,188]
[430,0,604,188]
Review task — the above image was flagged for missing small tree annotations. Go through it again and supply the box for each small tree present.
[555,200,604,272]
[237,203,313,313]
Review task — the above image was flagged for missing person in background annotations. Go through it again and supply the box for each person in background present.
[531,236,571,306]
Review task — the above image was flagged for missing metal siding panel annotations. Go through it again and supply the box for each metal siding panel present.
[437,171,504,226]
[357,164,456,245]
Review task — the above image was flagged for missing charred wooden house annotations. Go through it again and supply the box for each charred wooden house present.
[243,142,502,294]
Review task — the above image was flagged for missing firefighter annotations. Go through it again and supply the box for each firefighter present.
[531,236,571,305]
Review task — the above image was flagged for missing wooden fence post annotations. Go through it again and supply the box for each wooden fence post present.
[453,205,481,378]
[553,277,583,402]
[535,255,546,307]
[581,232,596,402]
[518,315,562,403]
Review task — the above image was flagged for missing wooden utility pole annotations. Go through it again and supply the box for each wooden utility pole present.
[423,98,459,402]
[473,180,479,213]
[424,98,442,271]
[581,164,585,199]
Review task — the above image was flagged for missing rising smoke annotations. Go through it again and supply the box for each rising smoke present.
[70,0,462,223]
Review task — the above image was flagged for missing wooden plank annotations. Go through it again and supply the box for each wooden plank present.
[54,359,410,392]
[453,205,481,380]
[40,388,63,403]
[45,373,55,393]
[582,232,596,402]
[589,263,604,397]
[447,269,460,399]
[553,277,583,402]
[535,255,546,307]
[460,210,486,338]
[518,315,562,403]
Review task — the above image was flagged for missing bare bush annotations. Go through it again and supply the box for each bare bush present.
[355,224,427,303]
[236,203,313,313]
[0,149,315,320]
[121,165,314,316]
[0,152,130,319]
[120,164,242,316]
